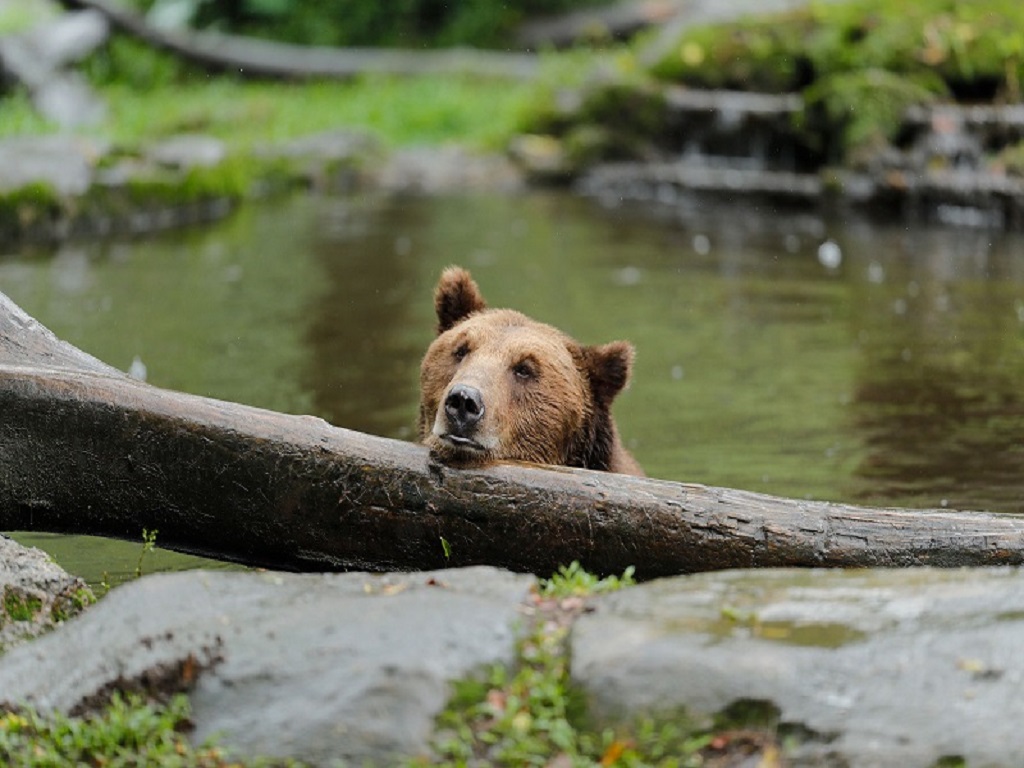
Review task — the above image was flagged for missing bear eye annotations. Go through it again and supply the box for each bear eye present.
[512,360,537,382]
[453,342,470,362]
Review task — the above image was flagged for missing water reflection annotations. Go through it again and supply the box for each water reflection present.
[2,191,1024,524]
[842,225,1024,511]
[301,195,429,441]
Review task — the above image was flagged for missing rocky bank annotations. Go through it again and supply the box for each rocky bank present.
[3,536,1024,767]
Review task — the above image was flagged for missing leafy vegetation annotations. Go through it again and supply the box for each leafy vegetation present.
[49,586,96,624]
[124,0,615,49]
[538,560,636,598]
[647,0,1024,159]
[414,563,785,767]
[651,0,1024,101]
[423,619,712,768]
[799,68,947,162]
[0,694,245,768]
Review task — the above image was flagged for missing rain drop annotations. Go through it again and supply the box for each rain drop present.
[817,239,842,269]
[615,267,642,286]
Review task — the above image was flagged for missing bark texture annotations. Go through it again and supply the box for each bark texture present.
[3,291,1024,579]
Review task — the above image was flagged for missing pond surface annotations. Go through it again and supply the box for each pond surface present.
[4,190,1024,585]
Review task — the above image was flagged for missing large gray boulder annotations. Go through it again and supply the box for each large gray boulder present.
[0,134,105,196]
[571,566,1024,767]
[0,566,534,766]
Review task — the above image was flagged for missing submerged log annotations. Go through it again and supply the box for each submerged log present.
[3,291,1024,579]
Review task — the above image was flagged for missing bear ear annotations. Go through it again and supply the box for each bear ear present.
[435,266,487,334]
[584,341,634,406]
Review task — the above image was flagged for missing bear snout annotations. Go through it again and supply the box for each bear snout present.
[444,383,485,436]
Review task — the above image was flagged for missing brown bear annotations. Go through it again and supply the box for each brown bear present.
[419,266,643,476]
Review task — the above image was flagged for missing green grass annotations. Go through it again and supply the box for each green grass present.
[419,566,713,768]
[0,694,245,768]
[95,75,537,151]
[0,28,604,154]
[0,0,57,35]
[417,563,725,767]
[0,71,540,153]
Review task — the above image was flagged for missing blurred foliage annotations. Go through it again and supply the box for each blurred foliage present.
[799,68,948,162]
[59,34,542,150]
[995,140,1024,177]
[649,0,1024,160]
[81,34,201,89]
[131,0,615,48]
[651,0,1024,101]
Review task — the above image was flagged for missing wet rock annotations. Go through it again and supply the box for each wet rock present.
[0,566,533,766]
[571,567,1024,767]
[6,9,107,74]
[508,134,572,181]
[0,10,108,127]
[577,161,822,206]
[375,145,524,193]
[0,134,105,196]
[262,129,382,192]
[0,535,93,652]
[147,135,228,170]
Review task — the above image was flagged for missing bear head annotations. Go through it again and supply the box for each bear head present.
[419,266,639,473]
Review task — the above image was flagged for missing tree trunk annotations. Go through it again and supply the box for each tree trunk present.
[58,0,539,80]
[3,290,1024,580]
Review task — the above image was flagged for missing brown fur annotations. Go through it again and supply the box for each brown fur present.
[419,266,643,476]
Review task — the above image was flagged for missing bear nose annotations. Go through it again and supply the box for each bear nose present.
[444,384,485,434]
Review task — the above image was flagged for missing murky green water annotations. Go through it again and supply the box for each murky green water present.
[4,190,1024,585]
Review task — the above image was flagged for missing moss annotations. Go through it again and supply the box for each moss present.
[50,587,96,624]
[518,77,669,169]
[2,587,43,623]
[649,10,815,93]
[0,182,65,239]
[650,0,1024,102]
[577,80,669,139]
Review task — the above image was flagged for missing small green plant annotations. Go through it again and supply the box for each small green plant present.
[440,536,452,561]
[49,586,96,624]
[538,560,636,598]
[0,693,241,767]
[419,596,709,767]
[2,587,42,623]
[135,528,159,579]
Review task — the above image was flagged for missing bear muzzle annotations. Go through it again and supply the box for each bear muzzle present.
[431,383,496,454]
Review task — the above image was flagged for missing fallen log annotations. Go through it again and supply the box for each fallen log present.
[3,290,1024,579]
[58,0,539,80]
[516,1,683,49]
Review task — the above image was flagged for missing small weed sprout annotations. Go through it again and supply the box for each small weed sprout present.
[539,560,637,598]
[135,528,159,579]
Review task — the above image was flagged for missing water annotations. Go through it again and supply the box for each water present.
[3,190,1024,584]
